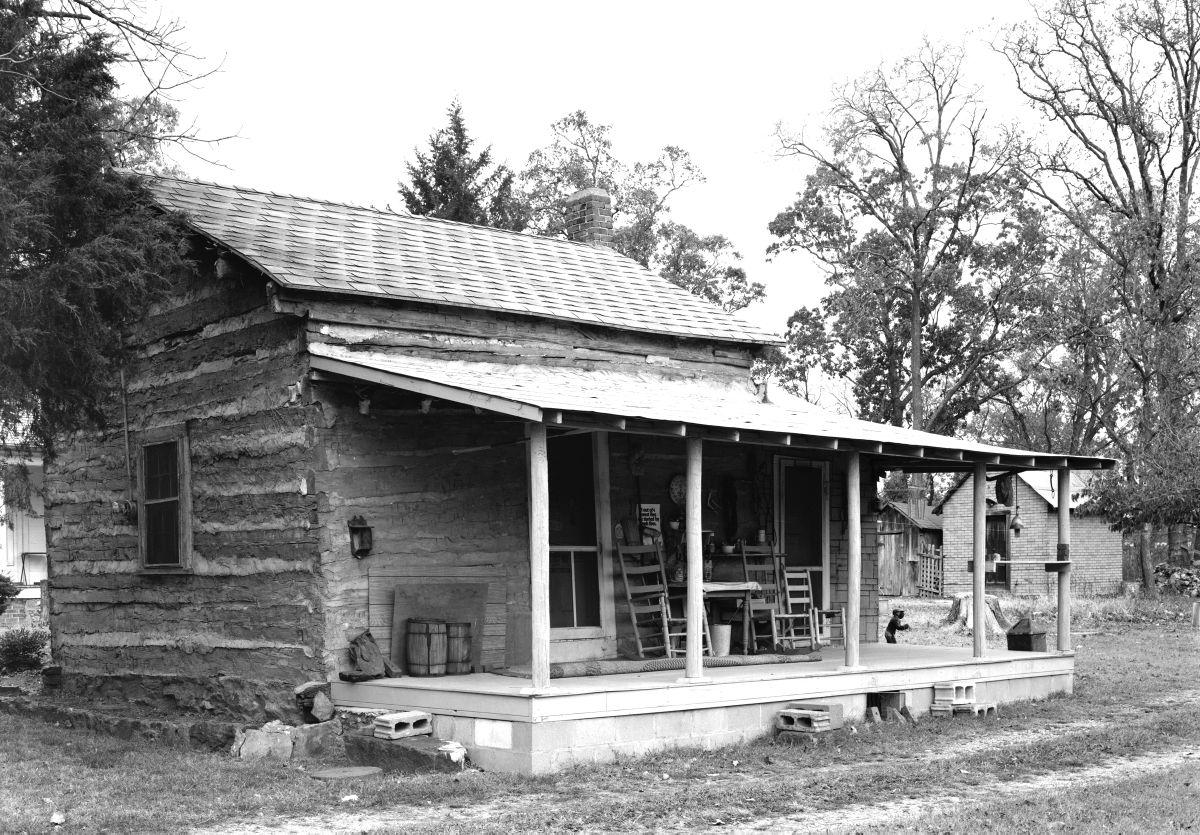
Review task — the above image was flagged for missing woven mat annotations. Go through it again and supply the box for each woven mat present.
[494,651,823,679]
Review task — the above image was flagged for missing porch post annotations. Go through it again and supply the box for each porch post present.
[528,422,551,690]
[1057,465,1072,653]
[972,460,987,658]
[844,451,861,668]
[685,437,704,679]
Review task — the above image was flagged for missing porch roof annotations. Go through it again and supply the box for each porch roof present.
[308,343,1115,471]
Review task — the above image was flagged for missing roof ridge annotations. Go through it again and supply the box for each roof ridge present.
[137,171,635,258]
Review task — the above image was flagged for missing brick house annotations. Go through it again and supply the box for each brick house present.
[40,175,1111,773]
[935,471,1122,597]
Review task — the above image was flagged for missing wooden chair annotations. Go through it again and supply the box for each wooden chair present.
[615,543,673,658]
[771,567,820,652]
[816,607,847,648]
[736,544,783,653]
[617,542,713,659]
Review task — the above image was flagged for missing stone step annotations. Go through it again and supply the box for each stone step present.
[344,732,462,774]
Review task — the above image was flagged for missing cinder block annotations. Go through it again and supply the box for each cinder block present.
[928,703,955,718]
[933,681,976,705]
[372,710,432,740]
[786,702,845,730]
[776,709,832,733]
[953,702,997,717]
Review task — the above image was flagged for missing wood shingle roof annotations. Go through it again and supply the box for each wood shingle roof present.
[146,175,778,346]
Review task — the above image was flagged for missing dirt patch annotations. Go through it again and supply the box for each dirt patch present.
[196,790,562,834]
[747,747,1200,833]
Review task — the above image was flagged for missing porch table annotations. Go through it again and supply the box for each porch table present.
[670,580,762,655]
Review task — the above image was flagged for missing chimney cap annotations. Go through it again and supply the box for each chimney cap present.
[566,187,611,203]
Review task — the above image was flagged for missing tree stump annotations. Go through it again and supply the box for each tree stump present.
[942,593,1012,637]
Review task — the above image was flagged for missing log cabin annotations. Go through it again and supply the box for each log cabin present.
[41,176,1113,773]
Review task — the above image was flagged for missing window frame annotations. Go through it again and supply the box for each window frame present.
[548,545,604,632]
[137,426,193,573]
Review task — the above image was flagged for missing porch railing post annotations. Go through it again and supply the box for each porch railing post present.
[844,450,861,668]
[1057,465,1072,653]
[685,437,704,679]
[972,460,987,658]
[528,422,551,690]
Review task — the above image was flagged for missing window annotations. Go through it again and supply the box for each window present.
[549,548,602,628]
[548,433,600,629]
[139,433,191,569]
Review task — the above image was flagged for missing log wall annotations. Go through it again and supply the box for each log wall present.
[43,260,324,721]
[295,295,757,381]
[309,385,529,675]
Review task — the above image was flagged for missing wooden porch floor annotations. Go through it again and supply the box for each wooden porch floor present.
[333,643,1072,724]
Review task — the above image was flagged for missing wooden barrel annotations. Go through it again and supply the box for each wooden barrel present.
[445,622,472,675]
[406,618,447,676]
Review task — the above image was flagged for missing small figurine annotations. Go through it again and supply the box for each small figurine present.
[885,609,910,644]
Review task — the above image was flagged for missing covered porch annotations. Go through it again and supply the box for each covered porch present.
[311,343,1112,772]
[333,642,1074,773]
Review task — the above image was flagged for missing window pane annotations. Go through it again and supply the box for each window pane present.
[144,442,178,501]
[145,500,180,566]
[572,551,601,627]
[548,434,596,546]
[549,551,574,628]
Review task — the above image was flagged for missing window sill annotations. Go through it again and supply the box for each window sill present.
[138,565,194,576]
[550,627,606,640]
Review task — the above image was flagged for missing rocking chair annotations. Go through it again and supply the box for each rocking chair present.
[771,567,820,652]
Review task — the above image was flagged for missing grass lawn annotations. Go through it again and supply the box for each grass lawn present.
[1,595,1197,833]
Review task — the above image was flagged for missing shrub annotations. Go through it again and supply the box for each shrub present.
[0,575,18,617]
[0,627,49,673]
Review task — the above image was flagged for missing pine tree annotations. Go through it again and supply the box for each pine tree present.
[0,3,186,459]
[399,102,529,231]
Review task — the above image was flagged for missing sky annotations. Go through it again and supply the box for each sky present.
[150,0,1038,334]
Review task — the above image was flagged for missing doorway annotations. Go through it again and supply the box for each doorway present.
[985,514,1010,589]
[776,459,829,608]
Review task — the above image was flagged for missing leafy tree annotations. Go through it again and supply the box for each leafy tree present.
[399,101,529,231]
[655,222,763,312]
[0,2,191,498]
[523,111,764,311]
[769,42,1040,436]
[1001,0,1200,584]
[972,225,1121,456]
[0,574,18,617]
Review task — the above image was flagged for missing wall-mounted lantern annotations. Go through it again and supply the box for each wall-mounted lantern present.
[348,515,373,558]
[1009,506,1024,537]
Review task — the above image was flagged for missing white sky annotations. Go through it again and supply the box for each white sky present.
[153,0,1037,334]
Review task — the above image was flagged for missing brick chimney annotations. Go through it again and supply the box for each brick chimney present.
[564,187,613,247]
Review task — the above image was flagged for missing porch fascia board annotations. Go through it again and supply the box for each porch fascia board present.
[331,648,1076,725]
[309,355,543,421]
